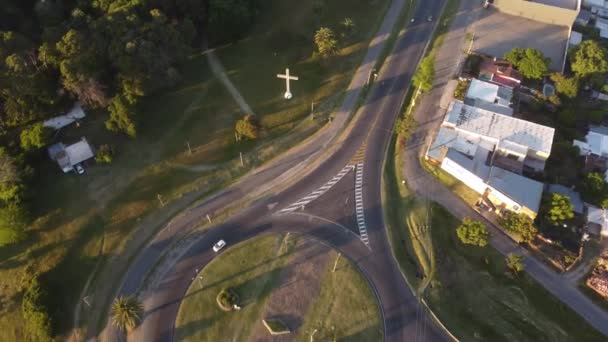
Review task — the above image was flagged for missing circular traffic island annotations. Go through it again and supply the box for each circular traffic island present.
[174,234,383,341]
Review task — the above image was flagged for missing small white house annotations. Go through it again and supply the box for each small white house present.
[587,205,608,237]
[48,137,94,173]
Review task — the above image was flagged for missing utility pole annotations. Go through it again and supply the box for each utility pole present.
[187,141,192,155]
[157,194,165,207]
[240,152,244,167]
[206,214,212,223]
[310,329,318,342]
[332,253,341,272]
[310,101,315,120]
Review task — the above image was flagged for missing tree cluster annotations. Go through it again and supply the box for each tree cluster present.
[543,193,574,226]
[21,276,53,342]
[500,211,537,243]
[413,55,435,93]
[504,48,550,80]
[580,172,608,207]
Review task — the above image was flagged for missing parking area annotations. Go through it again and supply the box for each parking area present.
[472,8,569,71]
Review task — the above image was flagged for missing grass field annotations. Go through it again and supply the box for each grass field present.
[0,1,392,340]
[174,234,382,342]
[384,135,606,341]
[297,254,383,341]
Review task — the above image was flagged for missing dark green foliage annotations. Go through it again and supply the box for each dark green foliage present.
[20,123,52,151]
[208,0,257,44]
[453,79,470,100]
[543,193,574,225]
[413,56,435,92]
[505,253,525,274]
[504,48,550,80]
[106,95,137,137]
[95,144,114,164]
[235,115,260,140]
[21,277,53,342]
[314,27,339,59]
[500,212,537,243]
[394,114,418,138]
[456,218,489,247]
[580,172,608,207]
[110,295,143,331]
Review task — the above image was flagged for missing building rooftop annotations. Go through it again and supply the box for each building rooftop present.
[548,184,585,214]
[444,101,555,156]
[43,103,86,130]
[570,31,583,46]
[466,79,513,107]
[573,126,608,157]
[478,58,523,88]
[487,167,544,213]
[536,0,578,10]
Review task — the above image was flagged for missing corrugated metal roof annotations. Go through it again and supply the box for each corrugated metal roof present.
[487,167,544,213]
[444,101,555,155]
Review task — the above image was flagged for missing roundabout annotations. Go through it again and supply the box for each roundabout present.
[174,234,382,341]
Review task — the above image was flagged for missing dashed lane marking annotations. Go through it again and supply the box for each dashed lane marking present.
[355,162,369,246]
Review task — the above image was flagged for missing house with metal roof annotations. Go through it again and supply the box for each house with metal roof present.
[465,79,514,116]
[426,100,556,218]
[48,137,94,173]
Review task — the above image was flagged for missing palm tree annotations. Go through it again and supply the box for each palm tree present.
[110,295,144,331]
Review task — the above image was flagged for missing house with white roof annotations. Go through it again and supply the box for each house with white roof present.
[48,137,94,173]
[586,205,608,236]
[573,126,608,180]
[427,101,556,218]
[464,79,514,116]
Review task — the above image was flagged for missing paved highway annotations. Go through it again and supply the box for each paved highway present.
[105,1,449,341]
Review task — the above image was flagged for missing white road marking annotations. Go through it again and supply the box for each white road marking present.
[278,164,355,214]
[354,162,369,247]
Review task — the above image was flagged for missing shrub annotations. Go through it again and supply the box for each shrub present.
[235,115,260,140]
[95,144,114,164]
[500,211,537,243]
[453,79,470,100]
[21,277,53,342]
[217,288,238,309]
[456,218,490,247]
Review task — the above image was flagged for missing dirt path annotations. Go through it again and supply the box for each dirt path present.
[247,238,332,341]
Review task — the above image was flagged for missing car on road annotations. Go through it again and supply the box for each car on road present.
[213,239,226,252]
[427,16,433,22]
[410,18,415,23]
[75,164,85,175]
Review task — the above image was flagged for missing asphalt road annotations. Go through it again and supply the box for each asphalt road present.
[105,1,450,341]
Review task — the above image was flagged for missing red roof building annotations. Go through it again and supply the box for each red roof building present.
[478,58,523,89]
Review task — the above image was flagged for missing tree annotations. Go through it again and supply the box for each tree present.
[504,48,550,80]
[0,204,27,246]
[20,123,52,151]
[580,172,608,206]
[413,56,435,92]
[394,114,418,138]
[544,193,574,225]
[340,18,356,38]
[106,95,137,137]
[550,73,579,99]
[505,253,525,274]
[571,40,608,78]
[21,277,52,342]
[314,27,339,59]
[456,218,490,247]
[110,296,144,331]
[208,0,256,43]
[0,148,25,204]
[235,114,260,140]
[95,144,114,164]
[500,212,537,243]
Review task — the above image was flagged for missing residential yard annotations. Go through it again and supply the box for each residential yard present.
[0,0,392,340]
[174,234,382,342]
[385,134,606,341]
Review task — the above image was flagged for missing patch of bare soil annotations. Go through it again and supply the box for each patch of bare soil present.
[248,237,333,341]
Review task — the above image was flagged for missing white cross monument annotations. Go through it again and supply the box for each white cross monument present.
[277,68,299,100]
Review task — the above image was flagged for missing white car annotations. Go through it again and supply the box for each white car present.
[75,164,85,175]
[213,240,226,252]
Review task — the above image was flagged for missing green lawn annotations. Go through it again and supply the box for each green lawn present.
[174,234,382,342]
[384,136,606,341]
[297,253,383,341]
[0,0,393,340]
[174,234,292,341]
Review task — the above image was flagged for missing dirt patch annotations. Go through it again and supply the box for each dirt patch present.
[248,238,333,341]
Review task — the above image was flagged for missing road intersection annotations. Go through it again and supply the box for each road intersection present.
[104,1,450,341]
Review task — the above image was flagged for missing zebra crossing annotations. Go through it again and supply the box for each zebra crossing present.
[278,164,355,214]
[354,162,369,245]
